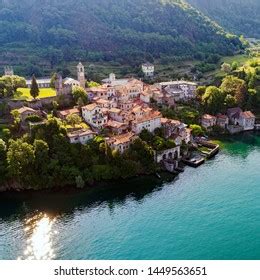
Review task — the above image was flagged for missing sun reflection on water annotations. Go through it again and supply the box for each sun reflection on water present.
[18,212,57,260]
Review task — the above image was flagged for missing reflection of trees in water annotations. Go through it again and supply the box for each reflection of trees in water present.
[0,174,176,220]
[221,132,260,159]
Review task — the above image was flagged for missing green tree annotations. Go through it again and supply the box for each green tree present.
[66,113,82,127]
[221,63,231,73]
[11,109,21,133]
[139,129,153,143]
[231,61,238,71]
[202,86,225,114]
[190,124,204,137]
[220,75,247,107]
[50,73,58,89]
[30,75,40,99]
[72,86,88,105]
[0,139,7,183]
[86,81,101,88]
[0,75,26,97]
[196,86,206,101]
[33,139,50,187]
[225,94,237,108]
[7,139,35,184]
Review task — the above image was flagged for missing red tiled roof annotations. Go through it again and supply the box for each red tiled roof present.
[241,111,255,118]
[202,114,216,120]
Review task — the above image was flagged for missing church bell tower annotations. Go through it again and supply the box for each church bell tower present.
[77,62,86,89]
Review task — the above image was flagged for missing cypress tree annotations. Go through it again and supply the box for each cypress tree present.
[30,75,39,99]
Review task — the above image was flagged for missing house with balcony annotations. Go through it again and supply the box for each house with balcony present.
[106,132,137,154]
[131,110,162,134]
[201,114,217,129]
[82,103,108,130]
[227,107,256,131]
[67,129,96,144]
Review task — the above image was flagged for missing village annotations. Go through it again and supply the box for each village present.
[0,62,258,174]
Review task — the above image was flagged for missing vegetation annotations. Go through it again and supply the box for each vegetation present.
[0,75,26,97]
[15,87,56,100]
[0,116,158,190]
[0,0,243,76]
[72,86,88,106]
[139,128,176,151]
[161,105,200,125]
[188,0,260,39]
[30,75,39,99]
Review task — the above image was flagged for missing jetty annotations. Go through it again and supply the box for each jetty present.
[182,157,205,168]
[196,140,220,159]
[182,139,219,168]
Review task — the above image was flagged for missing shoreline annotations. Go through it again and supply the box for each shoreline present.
[1,131,259,195]
[0,171,177,195]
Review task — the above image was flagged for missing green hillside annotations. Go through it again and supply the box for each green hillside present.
[187,0,260,39]
[0,0,242,77]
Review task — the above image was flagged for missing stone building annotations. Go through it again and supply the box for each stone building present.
[4,66,14,76]
[77,62,86,89]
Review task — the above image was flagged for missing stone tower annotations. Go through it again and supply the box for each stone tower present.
[77,62,86,89]
[55,73,63,95]
[109,73,116,83]
[4,66,14,76]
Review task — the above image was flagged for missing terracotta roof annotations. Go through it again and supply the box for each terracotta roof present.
[17,106,37,114]
[101,108,109,114]
[106,120,127,129]
[240,111,255,118]
[202,114,217,120]
[82,103,98,111]
[143,107,153,113]
[109,108,121,114]
[86,86,107,93]
[58,108,80,116]
[67,129,96,138]
[216,114,228,120]
[161,118,181,126]
[107,132,136,146]
[96,98,109,104]
[133,111,162,124]
[132,106,142,113]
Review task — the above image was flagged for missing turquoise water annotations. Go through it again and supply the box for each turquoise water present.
[0,133,260,260]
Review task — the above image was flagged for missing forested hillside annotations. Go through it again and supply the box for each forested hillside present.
[0,0,242,76]
[187,0,260,38]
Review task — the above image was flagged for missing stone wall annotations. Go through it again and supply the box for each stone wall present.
[155,146,181,163]
[8,94,73,110]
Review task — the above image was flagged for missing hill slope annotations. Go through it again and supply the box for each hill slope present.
[187,0,260,39]
[0,0,242,76]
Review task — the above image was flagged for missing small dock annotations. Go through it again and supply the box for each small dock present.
[196,140,220,159]
[182,157,205,168]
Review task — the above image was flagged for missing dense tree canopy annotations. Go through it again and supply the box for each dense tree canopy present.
[0,0,243,74]
[0,75,26,97]
[188,0,260,38]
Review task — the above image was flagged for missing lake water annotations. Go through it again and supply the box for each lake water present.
[0,133,260,260]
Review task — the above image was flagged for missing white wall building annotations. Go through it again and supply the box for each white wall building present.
[201,114,217,129]
[26,78,51,88]
[63,77,80,87]
[107,132,137,154]
[142,63,155,77]
[132,111,162,134]
[82,103,108,129]
[67,129,96,144]
[159,81,197,101]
